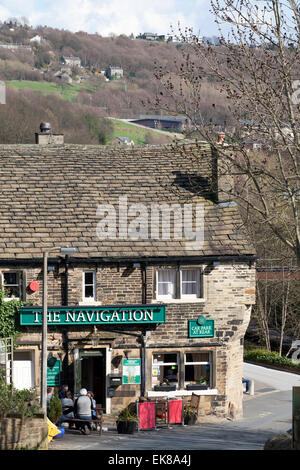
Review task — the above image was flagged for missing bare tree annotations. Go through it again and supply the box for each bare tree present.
[154,0,300,262]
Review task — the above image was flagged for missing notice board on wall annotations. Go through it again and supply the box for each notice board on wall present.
[122,358,141,384]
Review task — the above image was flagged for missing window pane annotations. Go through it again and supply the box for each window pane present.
[84,272,94,284]
[185,353,209,363]
[4,286,19,298]
[152,353,178,387]
[182,281,196,295]
[185,364,210,385]
[181,269,200,296]
[157,270,176,297]
[182,270,197,282]
[3,272,18,285]
[153,353,177,364]
[85,285,94,298]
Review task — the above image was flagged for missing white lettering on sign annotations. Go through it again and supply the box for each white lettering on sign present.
[34,311,40,323]
[24,308,156,324]
[66,311,75,322]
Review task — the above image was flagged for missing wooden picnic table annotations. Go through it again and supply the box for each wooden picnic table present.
[64,405,104,436]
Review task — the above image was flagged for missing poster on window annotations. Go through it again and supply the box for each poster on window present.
[122,358,141,384]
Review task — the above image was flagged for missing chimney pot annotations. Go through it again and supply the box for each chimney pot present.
[40,122,51,134]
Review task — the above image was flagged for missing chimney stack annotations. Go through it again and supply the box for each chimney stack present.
[35,122,64,145]
[217,132,225,144]
[212,146,234,203]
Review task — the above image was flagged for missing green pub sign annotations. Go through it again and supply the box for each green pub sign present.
[20,304,166,326]
[189,316,215,338]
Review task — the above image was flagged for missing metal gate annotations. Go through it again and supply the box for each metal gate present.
[0,336,14,385]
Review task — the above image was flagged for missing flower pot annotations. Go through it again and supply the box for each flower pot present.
[184,414,197,425]
[186,384,208,390]
[117,420,137,434]
[53,427,65,438]
[154,385,176,391]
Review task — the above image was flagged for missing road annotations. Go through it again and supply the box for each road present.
[49,363,300,452]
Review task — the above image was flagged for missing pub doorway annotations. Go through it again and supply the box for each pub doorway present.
[79,349,106,411]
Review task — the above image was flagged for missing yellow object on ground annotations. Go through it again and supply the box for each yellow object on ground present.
[47,418,60,442]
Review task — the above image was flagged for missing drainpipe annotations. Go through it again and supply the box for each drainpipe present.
[63,254,69,384]
[142,263,147,304]
[65,254,69,306]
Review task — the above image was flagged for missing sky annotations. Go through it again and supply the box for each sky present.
[0,0,218,37]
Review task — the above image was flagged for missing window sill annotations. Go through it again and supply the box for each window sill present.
[79,300,102,306]
[3,297,20,302]
[153,298,206,304]
[147,389,218,398]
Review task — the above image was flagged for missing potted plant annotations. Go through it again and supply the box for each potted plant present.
[116,403,138,434]
[47,391,62,425]
[154,378,176,392]
[186,376,209,390]
[184,406,198,425]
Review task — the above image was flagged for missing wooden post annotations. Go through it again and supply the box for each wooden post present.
[293,387,300,449]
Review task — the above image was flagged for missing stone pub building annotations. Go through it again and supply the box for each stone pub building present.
[0,136,256,418]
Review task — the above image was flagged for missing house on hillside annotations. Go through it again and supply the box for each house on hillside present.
[60,56,81,67]
[30,35,43,44]
[0,43,32,52]
[137,32,165,41]
[105,65,123,79]
[112,136,134,146]
[0,126,256,419]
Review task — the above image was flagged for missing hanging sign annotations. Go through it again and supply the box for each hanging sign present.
[122,358,141,384]
[47,354,61,386]
[20,304,166,326]
[188,316,215,338]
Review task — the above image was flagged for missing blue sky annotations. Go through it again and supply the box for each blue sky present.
[0,0,218,36]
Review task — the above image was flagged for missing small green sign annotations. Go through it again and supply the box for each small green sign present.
[189,317,215,338]
[47,355,61,386]
[122,358,141,384]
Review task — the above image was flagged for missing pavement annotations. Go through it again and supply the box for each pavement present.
[48,363,299,453]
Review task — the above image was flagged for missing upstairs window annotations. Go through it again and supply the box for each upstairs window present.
[156,268,203,300]
[156,270,176,299]
[83,271,96,302]
[181,269,201,298]
[2,272,23,300]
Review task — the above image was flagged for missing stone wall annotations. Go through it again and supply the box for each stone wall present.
[0,413,48,450]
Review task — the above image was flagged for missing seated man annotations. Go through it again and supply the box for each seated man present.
[165,369,178,383]
[74,388,94,434]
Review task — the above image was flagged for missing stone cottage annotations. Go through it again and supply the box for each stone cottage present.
[0,138,256,418]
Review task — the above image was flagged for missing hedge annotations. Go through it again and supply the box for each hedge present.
[244,349,300,371]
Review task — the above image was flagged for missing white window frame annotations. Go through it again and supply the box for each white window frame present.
[180,268,201,299]
[184,352,211,388]
[82,271,96,303]
[155,267,204,302]
[1,271,23,301]
[156,269,176,300]
[152,352,179,389]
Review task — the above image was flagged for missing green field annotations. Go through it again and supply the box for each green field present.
[109,118,176,145]
[6,79,101,101]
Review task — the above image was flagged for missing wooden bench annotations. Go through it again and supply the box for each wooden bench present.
[64,417,103,435]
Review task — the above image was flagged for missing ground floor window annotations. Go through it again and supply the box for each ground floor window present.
[184,352,211,387]
[152,353,179,387]
[1,271,23,300]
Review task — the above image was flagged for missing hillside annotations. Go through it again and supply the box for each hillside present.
[0,22,230,144]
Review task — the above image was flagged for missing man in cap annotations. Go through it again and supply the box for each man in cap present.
[74,388,94,434]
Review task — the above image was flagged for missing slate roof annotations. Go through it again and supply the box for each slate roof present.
[0,142,255,260]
